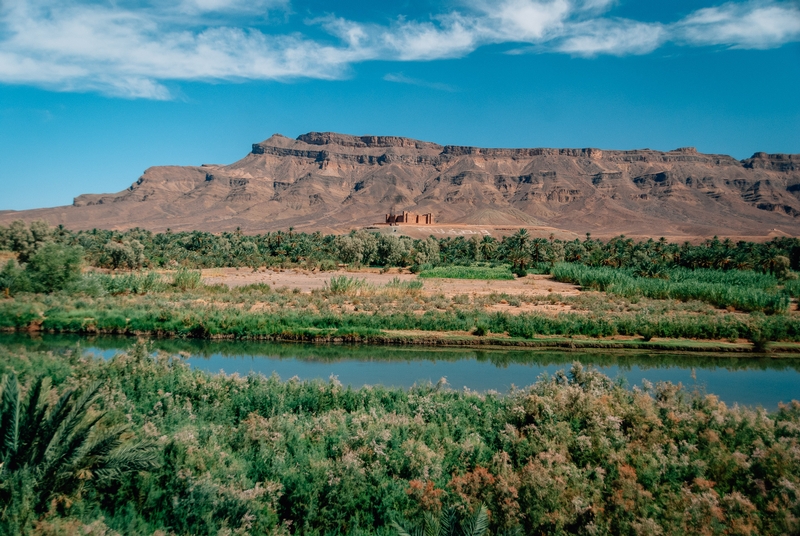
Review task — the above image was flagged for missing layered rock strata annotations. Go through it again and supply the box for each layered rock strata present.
[2,132,799,238]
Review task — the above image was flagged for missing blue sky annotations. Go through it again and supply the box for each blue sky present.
[1,0,799,210]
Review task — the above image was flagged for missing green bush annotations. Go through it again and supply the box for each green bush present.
[385,277,424,293]
[0,260,26,294]
[325,275,371,294]
[472,324,488,336]
[100,271,166,295]
[419,265,514,280]
[784,279,800,298]
[23,243,83,293]
[171,269,202,291]
[552,263,791,314]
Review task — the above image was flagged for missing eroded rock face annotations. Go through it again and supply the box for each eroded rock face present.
[2,132,800,238]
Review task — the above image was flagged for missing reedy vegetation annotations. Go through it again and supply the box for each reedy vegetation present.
[551,263,792,314]
[418,266,514,280]
[4,280,800,344]
[0,344,798,535]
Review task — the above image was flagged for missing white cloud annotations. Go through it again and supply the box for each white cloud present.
[381,15,481,60]
[676,1,800,49]
[558,18,666,56]
[0,0,355,98]
[178,0,288,14]
[475,0,572,41]
[0,0,797,99]
[383,72,457,91]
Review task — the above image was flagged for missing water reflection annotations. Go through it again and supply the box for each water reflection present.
[2,333,799,410]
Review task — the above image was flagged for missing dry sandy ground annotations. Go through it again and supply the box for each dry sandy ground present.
[201,268,580,298]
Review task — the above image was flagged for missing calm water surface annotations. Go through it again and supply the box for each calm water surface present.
[2,334,799,410]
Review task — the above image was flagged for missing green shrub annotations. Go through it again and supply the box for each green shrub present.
[784,279,800,298]
[419,265,514,280]
[24,243,83,293]
[385,277,424,294]
[0,260,26,295]
[325,275,371,295]
[171,269,202,291]
[318,258,338,271]
[64,274,106,297]
[235,283,272,295]
[97,271,166,295]
[552,263,791,314]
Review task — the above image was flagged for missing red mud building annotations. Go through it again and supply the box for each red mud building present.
[385,211,434,225]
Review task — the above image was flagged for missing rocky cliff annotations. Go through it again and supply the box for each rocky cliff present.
[2,132,799,238]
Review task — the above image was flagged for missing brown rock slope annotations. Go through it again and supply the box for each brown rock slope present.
[2,132,799,238]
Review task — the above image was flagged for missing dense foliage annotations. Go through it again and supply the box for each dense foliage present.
[0,343,798,535]
[2,221,800,275]
[552,264,792,314]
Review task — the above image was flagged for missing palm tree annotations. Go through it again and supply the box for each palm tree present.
[0,374,159,521]
[393,504,490,536]
[505,229,530,272]
[478,237,497,261]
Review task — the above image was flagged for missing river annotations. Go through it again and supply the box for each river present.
[2,333,799,410]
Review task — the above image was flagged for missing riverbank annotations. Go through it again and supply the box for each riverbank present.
[10,323,800,355]
[3,272,800,353]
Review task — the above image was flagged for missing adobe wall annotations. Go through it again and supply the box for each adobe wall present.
[385,211,435,225]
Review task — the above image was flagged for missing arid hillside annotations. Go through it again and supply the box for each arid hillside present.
[2,131,799,239]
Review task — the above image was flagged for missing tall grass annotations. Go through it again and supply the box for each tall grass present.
[324,275,373,295]
[384,277,423,295]
[783,279,800,298]
[418,265,514,280]
[171,269,202,291]
[552,263,791,314]
[98,271,166,295]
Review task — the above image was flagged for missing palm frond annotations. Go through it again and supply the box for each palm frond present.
[33,389,76,467]
[0,373,20,461]
[422,511,439,536]
[81,425,128,461]
[461,504,489,536]
[2,375,159,515]
[439,508,456,536]
[391,520,414,536]
[16,377,49,466]
[92,439,160,482]
[40,412,106,493]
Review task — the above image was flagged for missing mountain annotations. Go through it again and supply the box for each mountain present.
[2,132,799,239]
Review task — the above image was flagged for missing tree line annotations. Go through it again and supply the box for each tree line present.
[1,220,799,293]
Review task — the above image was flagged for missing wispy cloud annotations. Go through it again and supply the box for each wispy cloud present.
[557,18,666,56]
[0,0,798,99]
[676,1,800,49]
[383,72,457,91]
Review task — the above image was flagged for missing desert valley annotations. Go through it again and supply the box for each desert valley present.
[2,0,800,533]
